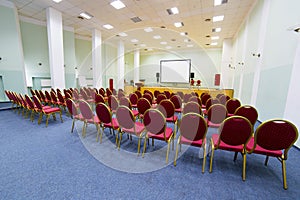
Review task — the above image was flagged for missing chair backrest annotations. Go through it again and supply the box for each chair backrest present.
[218,94,228,105]
[66,98,79,116]
[116,106,135,129]
[189,96,202,106]
[180,113,207,141]
[156,94,167,105]
[207,104,228,124]
[50,91,58,102]
[201,94,211,106]
[144,90,154,100]
[117,91,125,100]
[176,91,184,99]
[99,88,105,97]
[253,119,298,157]
[226,98,241,114]
[106,88,113,97]
[57,91,65,104]
[154,90,161,98]
[217,116,253,146]
[112,88,117,96]
[164,91,171,99]
[95,103,112,124]
[234,105,258,126]
[137,98,151,115]
[79,100,94,120]
[108,95,119,111]
[129,93,138,105]
[134,90,142,99]
[33,95,43,110]
[142,93,153,105]
[183,93,192,103]
[65,92,72,100]
[25,94,35,109]
[30,89,35,97]
[119,97,132,109]
[157,99,175,118]
[200,92,208,98]
[170,95,182,109]
[216,93,224,99]
[143,109,166,137]
[205,97,220,111]
[95,94,105,104]
[182,102,202,115]
[81,90,89,101]
[45,91,52,102]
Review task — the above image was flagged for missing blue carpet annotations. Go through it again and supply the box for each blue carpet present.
[0,108,299,200]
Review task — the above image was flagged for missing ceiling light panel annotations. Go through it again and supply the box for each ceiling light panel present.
[52,0,62,3]
[211,42,218,46]
[153,35,161,39]
[103,24,114,29]
[214,0,228,6]
[118,32,127,37]
[80,12,93,20]
[131,39,138,43]
[180,32,188,36]
[167,7,179,15]
[110,0,126,9]
[212,27,222,32]
[144,27,153,32]
[211,36,219,40]
[213,15,224,22]
[174,22,184,27]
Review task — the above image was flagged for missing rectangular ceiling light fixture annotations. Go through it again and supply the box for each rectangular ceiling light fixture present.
[131,17,142,23]
[144,27,153,32]
[214,0,228,6]
[212,27,222,32]
[52,0,62,3]
[213,15,224,22]
[210,42,218,46]
[174,22,184,27]
[167,7,179,15]
[110,0,126,10]
[80,12,93,20]
[211,36,219,40]
[103,24,114,29]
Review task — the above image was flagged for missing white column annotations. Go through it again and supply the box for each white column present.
[92,29,102,88]
[134,49,140,84]
[220,39,233,88]
[117,40,125,90]
[284,36,300,148]
[46,7,65,89]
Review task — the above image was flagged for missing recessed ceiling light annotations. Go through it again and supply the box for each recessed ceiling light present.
[184,39,191,43]
[144,27,153,32]
[187,44,193,47]
[80,12,93,20]
[211,36,219,40]
[211,42,218,46]
[147,48,153,51]
[167,7,179,15]
[204,18,211,22]
[103,24,114,29]
[174,22,184,28]
[131,39,138,43]
[160,41,167,45]
[212,27,222,32]
[214,0,228,6]
[52,0,62,3]
[166,46,172,49]
[140,44,146,47]
[110,0,126,9]
[180,32,188,36]
[118,32,127,37]
[213,15,224,22]
[153,35,161,39]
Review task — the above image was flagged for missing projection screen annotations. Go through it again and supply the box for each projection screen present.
[160,59,191,83]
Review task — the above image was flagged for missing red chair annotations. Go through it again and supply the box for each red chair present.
[134,90,142,99]
[44,91,53,105]
[209,116,253,180]
[226,98,241,116]
[234,105,258,126]
[137,97,151,121]
[246,119,298,189]
[174,113,208,173]
[182,102,203,115]
[154,90,161,98]
[66,98,83,133]
[176,91,184,100]
[129,93,138,109]
[156,94,167,105]
[218,94,230,105]
[78,100,100,138]
[164,91,171,99]
[200,94,211,109]
[170,95,183,114]
[142,93,153,106]
[117,91,125,100]
[157,99,178,137]
[188,96,202,106]
[95,103,119,144]
[116,106,145,154]
[183,93,192,104]
[119,97,139,118]
[142,109,174,163]
[108,95,119,113]
[32,95,63,127]
[203,97,220,115]
[57,91,67,111]
[50,91,60,107]
[206,104,228,128]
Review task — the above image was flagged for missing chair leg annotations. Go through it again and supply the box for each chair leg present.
[46,114,50,127]
[264,156,269,166]
[38,113,43,124]
[118,132,123,150]
[202,143,207,174]
[71,118,75,133]
[30,110,35,122]
[209,140,215,173]
[142,136,147,158]
[242,152,246,181]
[282,160,288,190]
[174,138,180,166]
[233,152,238,162]
[52,113,56,121]
[166,140,171,164]
[137,137,141,155]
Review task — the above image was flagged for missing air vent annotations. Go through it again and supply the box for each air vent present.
[131,17,142,23]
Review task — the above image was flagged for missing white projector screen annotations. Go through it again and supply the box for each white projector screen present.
[160,59,191,83]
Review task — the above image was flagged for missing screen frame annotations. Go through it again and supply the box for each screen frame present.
[159,59,191,84]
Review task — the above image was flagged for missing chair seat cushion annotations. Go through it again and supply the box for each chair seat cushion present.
[147,127,173,141]
[74,114,83,120]
[87,115,100,124]
[132,110,139,117]
[206,119,222,128]
[227,113,234,117]
[166,115,178,123]
[43,107,60,114]
[246,137,282,157]
[104,118,119,129]
[175,108,182,113]
[212,134,244,152]
[122,122,145,136]
[180,136,205,147]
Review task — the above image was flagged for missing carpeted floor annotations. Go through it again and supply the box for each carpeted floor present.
[0,107,299,200]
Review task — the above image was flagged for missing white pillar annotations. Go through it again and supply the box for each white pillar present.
[117,40,125,90]
[134,49,140,84]
[46,7,65,89]
[92,29,102,88]
[221,39,233,88]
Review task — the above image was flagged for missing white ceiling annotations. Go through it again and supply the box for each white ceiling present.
[8,0,256,51]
